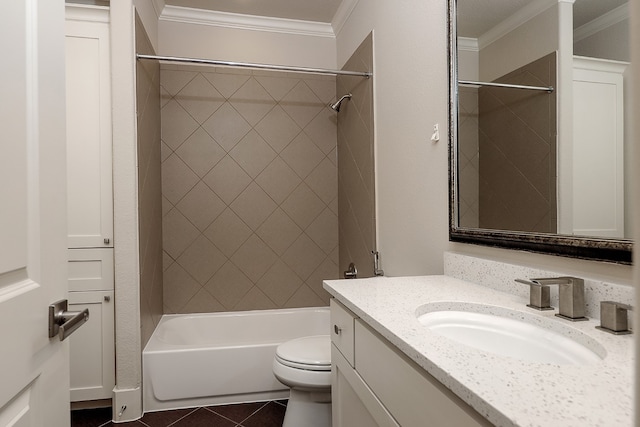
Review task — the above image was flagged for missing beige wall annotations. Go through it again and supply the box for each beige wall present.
[159,20,336,69]
[133,0,161,52]
[160,65,338,313]
[136,14,163,348]
[337,1,632,284]
[337,1,450,276]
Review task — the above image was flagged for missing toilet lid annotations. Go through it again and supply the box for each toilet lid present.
[275,335,331,371]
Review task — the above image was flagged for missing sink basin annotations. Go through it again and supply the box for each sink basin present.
[417,306,605,365]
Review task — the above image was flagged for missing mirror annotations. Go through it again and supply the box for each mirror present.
[449,0,632,263]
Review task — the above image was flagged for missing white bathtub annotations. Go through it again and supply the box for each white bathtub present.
[143,307,330,412]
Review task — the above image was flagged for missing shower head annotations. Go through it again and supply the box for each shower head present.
[330,93,352,112]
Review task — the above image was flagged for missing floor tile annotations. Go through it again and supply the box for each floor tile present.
[171,408,236,427]
[101,421,146,427]
[71,407,113,427]
[139,408,196,427]
[71,400,288,427]
[205,402,264,423]
[240,401,286,427]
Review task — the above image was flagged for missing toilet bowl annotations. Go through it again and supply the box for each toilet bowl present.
[273,335,332,427]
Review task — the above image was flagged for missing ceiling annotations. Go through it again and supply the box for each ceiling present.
[457,0,628,38]
[165,0,344,23]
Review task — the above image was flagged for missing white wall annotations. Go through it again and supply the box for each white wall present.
[158,19,336,68]
[632,0,640,419]
[111,0,143,421]
[337,1,450,276]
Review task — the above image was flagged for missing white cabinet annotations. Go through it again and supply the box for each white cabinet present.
[66,4,115,405]
[560,56,628,238]
[69,290,115,402]
[330,299,491,427]
[65,5,113,249]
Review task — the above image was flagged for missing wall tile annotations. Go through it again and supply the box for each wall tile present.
[161,100,198,150]
[176,235,226,285]
[202,104,251,151]
[203,155,252,205]
[204,261,254,309]
[162,67,337,313]
[280,132,325,179]
[175,74,225,124]
[256,208,302,256]
[176,127,225,178]
[229,130,277,178]
[176,182,226,231]
[204,208,252,257]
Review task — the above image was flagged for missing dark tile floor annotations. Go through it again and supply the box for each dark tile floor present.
[71,401,287,427]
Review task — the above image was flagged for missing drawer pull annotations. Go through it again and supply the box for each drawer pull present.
[334,324,343,335]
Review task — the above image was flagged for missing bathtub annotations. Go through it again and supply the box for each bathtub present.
[143,307,330,412]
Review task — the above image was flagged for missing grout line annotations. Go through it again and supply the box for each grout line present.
[164,407,201,427]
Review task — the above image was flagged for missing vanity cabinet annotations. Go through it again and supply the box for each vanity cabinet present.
[330,299,491,427]
[66,4,115,404]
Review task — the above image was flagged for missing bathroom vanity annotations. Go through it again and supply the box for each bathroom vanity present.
[324,276,633,427]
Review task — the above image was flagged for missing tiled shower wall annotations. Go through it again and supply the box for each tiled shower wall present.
[337,33,376,278]
[135,14,163,347]
[160,65,339,313]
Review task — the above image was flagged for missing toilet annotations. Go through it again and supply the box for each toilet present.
[273,335,332,427]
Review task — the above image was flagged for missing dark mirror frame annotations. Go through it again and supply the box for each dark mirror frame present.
[447,0,633,264]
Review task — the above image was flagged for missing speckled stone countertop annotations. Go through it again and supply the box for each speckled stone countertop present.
[323,276,633,427]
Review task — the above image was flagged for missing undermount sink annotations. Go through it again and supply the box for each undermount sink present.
[417,304,605,365]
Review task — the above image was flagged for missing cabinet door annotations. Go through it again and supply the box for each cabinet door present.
[69,290,115,402]
[65,8,113,248]
[355,321,491,427]
[332,345,399,427]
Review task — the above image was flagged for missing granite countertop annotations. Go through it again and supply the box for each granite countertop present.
[323,275,633,427]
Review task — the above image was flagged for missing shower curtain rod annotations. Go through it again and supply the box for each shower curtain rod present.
[136,54,372,78]
[458,80,554,93]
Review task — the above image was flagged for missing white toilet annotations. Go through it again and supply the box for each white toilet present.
[273,335,332,427]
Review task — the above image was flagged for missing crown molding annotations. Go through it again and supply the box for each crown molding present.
[65,3,109,23]
[574,3,629,43]
[151,0,165,19]
[478,0,562,49]
[457,37,479,52]
[159,5,336,38]
[332,0,359,37]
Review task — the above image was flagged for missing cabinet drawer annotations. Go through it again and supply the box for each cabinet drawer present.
[355,320,491,427]
[330,299,355,367]
[68,248,114,291]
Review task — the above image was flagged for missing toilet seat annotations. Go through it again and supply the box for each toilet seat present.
[275,335,330,371]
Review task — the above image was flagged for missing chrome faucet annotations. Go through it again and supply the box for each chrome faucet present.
[516,277,588,321]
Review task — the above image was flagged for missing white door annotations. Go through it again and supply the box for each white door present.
[0,1,70,426]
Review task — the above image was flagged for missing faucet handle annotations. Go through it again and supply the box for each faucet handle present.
[515,279,553,311]
[596,301,633,335]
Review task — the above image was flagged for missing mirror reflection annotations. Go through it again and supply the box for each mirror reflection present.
[455,0,631,240]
